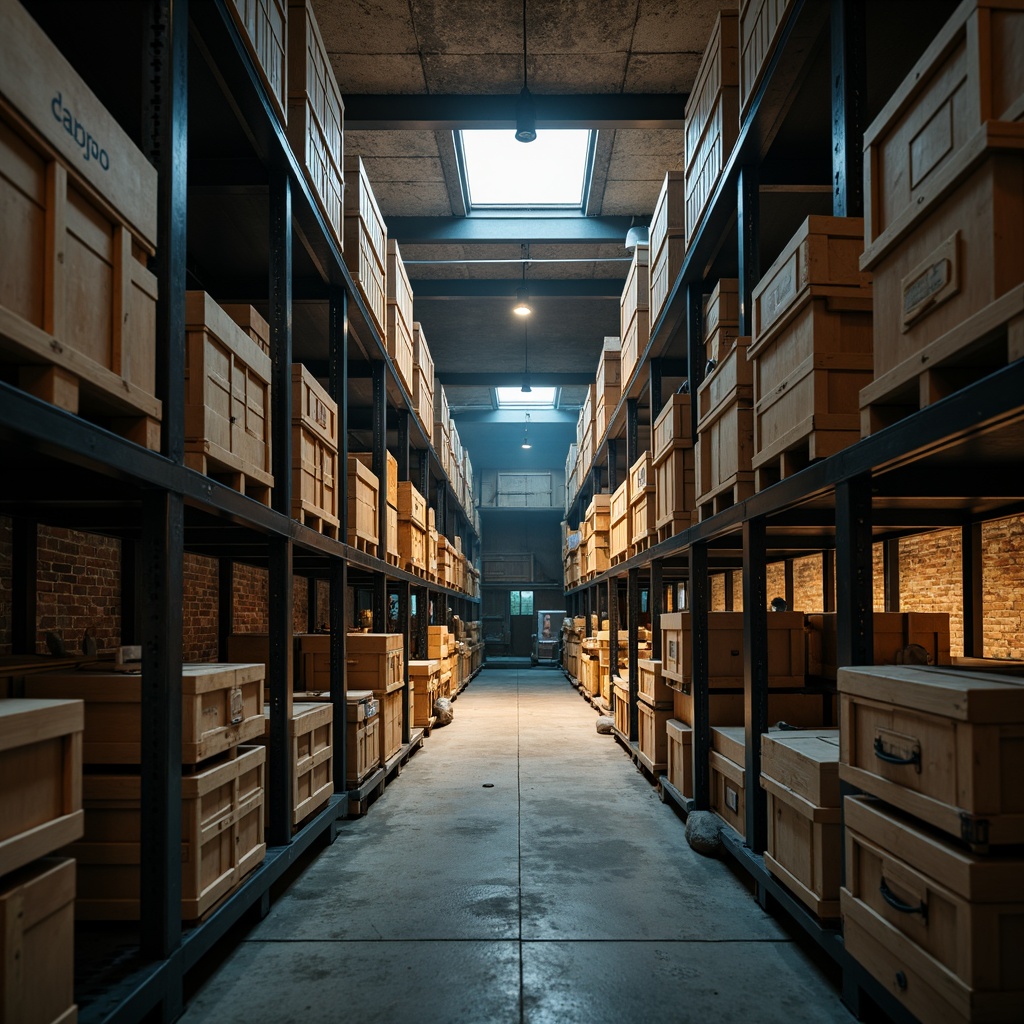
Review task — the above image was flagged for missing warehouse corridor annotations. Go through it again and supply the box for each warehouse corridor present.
[181,668,854,1023]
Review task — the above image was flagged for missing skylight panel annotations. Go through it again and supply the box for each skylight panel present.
[495,386,557,408]
[460,130,592,209]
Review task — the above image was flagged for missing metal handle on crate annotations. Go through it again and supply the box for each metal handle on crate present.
[879,879,928,922]
[874,736,921,767]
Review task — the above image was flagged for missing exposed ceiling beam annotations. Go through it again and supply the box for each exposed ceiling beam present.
[386,216,636,244]
[408,279,624,298]
[439,373,594,387]
[344,94,687,131]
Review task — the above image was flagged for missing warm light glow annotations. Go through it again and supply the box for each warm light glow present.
[513,300,532,316]
[521,440,532,449]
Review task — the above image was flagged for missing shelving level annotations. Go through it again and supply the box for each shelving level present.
[562,0,1024,1020]
[0,1,481,1021]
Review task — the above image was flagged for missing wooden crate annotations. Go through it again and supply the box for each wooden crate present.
[24,663,266,765]
[0,698,84,879]
[346,633,405,693]
[761,730,842,918]
[839,664,1024,846]
[673,689,837,729]
[620,244,650,386]
[386,239,415,395]
[284,702,333,826]
[397,480,427,528]
[343,155,387,337]
[373,686,403,763]
[0,3,161,450]
[806,611,951,680]
[842,793,1024,1024]
[428,626,450,659]
[653,392,693,461]
[738,0,796,120]
[287,0,343,247]
[654,443,696,537]
[222,303,270,355]
[637,658,673,706]
[0,654,95,699]
[351,449,398,508]
[638,696,672,771]
[749,217,874,486]
[684,10,740,245]
[695,335,754,519]
[659,610,806,688]
[666,719,693,798]
[346,455,379,555]
[228,0,288,125]
[0,857,76,1024]
[613,679,630,735]
[291,363,339,535]
[412,322,434,442]
[398,520,426,570]
[609,480,630,563]
[629,451,656,552]
[704,278,740,339]
[184,291,273,500]
[70,745,265,920]
[710,725,746,837]
[596,336,622,395]
[649,171,687,328]
[408,659,440,727]
[345,691,381,784]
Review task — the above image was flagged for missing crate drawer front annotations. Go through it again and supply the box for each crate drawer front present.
[710,750,746,837]
[638,701,671,768]
[666,720,693,797]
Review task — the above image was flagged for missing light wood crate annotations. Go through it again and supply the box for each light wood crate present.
[346,455,379,555]
[620,245,650,386]
[842,793,1024,1024]
[228,0,288,126]
[351,449,397,507]
[613,680,630,735]
[345,692,381,784]
[638,697,672,771]
[69,745,265,920]
[649,171,687,328]
[654,443,696,538]
[25,664,265,765]
[673,689,836,729]
[279,702,333,827]
[638,659,673,706]
[653,392,693,461]
[222,303,270,355]
[373,686,403,763]
[609,480,630,563]
[408,659,440,727]
[0,857,76,1024]
[291,364,339,535]
[596,336,622,394]
[0,698,84,879]
[343,155,387,337]
[666,719,693,798]
[413,322,435,442]
[386,239,415,395]
[398,480,426,528]
[695,336,754,519]
[839,664,1024,846]
[287,0,343,247]
[346,632,405,693]
[684,10,739,245]
[0,4,161,449]
[749,217,873,485]
[806,610,951,680]
[705,277,740,337]
[659,610,806,688]
[184,291,273,500]
[738,0,796,120]
[710,725,746,837]
[594,388,621,445]
[398,520,426,570]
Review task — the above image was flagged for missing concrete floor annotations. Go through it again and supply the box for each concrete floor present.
[181,668,855,1023]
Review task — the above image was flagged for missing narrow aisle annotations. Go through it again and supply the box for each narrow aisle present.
[181,668,853,1024]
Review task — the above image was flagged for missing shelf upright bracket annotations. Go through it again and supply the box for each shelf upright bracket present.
[217,559,233,660]
[626,398,639,470]
[418,449,430,505]
[835,473,873,670]
[372,361,388,630]
[627,567,640,741]
[962,522,984,657]
[398,581,411,744]
[415,584,429,660]
[329,286,348,794]
[608,577,619,702]
[397,408,410,482]
[742,517,770,859]
[831,0,866,218]
[649,558,663,661]
[649,359,663,421]
[11,518,37,654]
[738,164,760,337]
[689,541,711,809]
[685,281,704,443]
[120,532,139,647]
[823,549,836,612]
[607,439,619,493]
[330,555,347,794]
[883,538,900,611]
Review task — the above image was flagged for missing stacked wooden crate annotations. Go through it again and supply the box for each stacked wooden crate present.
[269,701,334,827]
[710,726,747,835]
[287,0,343,247]
[347,632,404,767]
[737,0,796,124]
[666,718,694,800]
[620,244,650,387]
[749,217,874,490]
[704,278,739,364]
[26,663,267,918]
[428,626,452,697]
[386,241,416,397]
[628,451,656,556]
[291,364,339,536]
[185,293,273,504]
[839,664,1024,1022]
[652,392,695,542]
[228,0,288,125]
[0,697,83,1024]
[637,659,673,773]
[345,690,380,786]
[684,9,739,244]
[609,481,630,565]
[0,1,161,451]
[584,494,611,579]
[858,1,1024,434]
[397,481,427,574]
[577,385,595,483]
[412,322,434,442]
[408,659,441,729]
[346,455,379,555]
[433,378,451,473]
[649,170,687,329]
[351,450,398,564]
[343,156,387,339]
[593,337,622,443]
[565,442,579,513]
[426,508,439,582]
[596,629,634,707]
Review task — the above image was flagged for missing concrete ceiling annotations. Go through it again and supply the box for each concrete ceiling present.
[312,0,733,467]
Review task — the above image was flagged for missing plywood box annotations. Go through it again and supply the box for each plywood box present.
[346,455,379,554]
[273,702,333,827]
[398,519,426,570]
[412,322,434,442]
[185,291,273,497]
[684,11,740,245]
[738,0,796,120]
[408,659,440,727]
[654,443,695,536]
[649,171,687,328]
[374,686,403,763]
[653,392,693,461]
[0,698,84,879]
[222,303,270,355]
[345,691,380,784]
[710,725,746,837]
[838,664,1024,846]
[638,659,673,707]
[287,0,343,247]
[397,480,427,528]
[666,719,693,798]
[596,336,622,394]
[292,363,339,534]
[613,680,630,736]
[638,698,672,771]
[620,244,650,386]
[673,689,836,730]
[346,633,404,693]
[350,449,398,508]
[609,480,630,562]
[343,156,387,337]
[842,793,1024,1024]
[25,664,265,765]
[0,857,76,1024]
[386,239,415,395]
[71,746,266,920]
[229,0,288,125]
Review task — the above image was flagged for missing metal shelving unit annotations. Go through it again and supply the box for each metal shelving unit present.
[0,1,480,1020]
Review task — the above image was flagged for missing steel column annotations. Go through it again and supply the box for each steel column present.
[830,0,866,218]
[742,517,769,856]
[724,570,735,611]
[329,289,348,538]
[415,584,430,660]
[823,549,836,612]
[783,559,794,610]
[119,534,138,648]
[608,578,619,704]
[373,361,388,564]
[962,523,984,657]
[626,398,639,470]
[329,557,347,792]
[738,164,760,337]
[217,559,233,661]
[267,536,294,846]
[835,474,874,670]
[627,567,640,741]
[397,408,410,481]
[689,541,711,809]
[607,439,618,493]
[649,559,663,661]
[398,582,411,744]
[649,359,663,423]
[11,518,37,655]
[418,449,430,504]
[269,173,293,516]
[686,281,704,442]
[883,538,901,612]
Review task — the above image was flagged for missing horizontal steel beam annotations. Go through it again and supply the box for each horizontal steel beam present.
[439,372,594,387]
[386,216,636,244]
[345,93,687,130]
[408,279,625,298]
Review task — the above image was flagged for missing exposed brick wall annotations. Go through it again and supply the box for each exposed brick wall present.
[896,530,964,656]
[230,562,309,634]
[183,553,219,662]
[983,516,1024,658]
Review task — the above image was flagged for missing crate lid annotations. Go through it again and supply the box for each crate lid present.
[761,730,841,807]
[0,697,84,749]
[347,690,375,703]
[711,725,745,765]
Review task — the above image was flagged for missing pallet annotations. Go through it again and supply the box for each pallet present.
[346,533,379,558]
[404,561,429,580]
[697,476,754,521]
[656,517,690,543]
[293,504,340,539]
[185,451,272,506]
[859,286,1024,437]
[345,729,424,818]
[385,552,401,567]
[630,531,655,557]
[753,436,827,492]
[609,551,629,566]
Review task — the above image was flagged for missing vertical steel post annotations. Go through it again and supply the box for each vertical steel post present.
[649,358,663,423]
[831,0,866,218]
[962,523,984,657]
[649,558,663,661]
[373,361,388,568]
[330,557,347,793]
[738,165,760,338]
[607,578,619,706]
[883,538,901,612]
[607,439,618,493]
[686,281,705,444]
[742,518,769,855]
[12,518,37,654]
[835,474,874,670]
[626,397,639,470]
[689,541,710,808]
[627,566,640,740]
[398,581,411,744]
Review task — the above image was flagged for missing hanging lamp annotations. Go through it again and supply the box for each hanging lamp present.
[515,0,537,143]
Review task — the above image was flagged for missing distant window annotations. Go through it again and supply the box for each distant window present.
[495,386,557,408]
[510,590,534,616]
[458,129,594,210]
[498,473,553,508]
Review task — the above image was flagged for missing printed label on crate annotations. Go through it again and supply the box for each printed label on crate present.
[230,687,244,725]
[901,233,959,330]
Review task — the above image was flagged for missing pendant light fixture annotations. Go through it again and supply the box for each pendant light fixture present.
[521,413,532,449]
[513,243,532,315]
[515,0,537,143]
